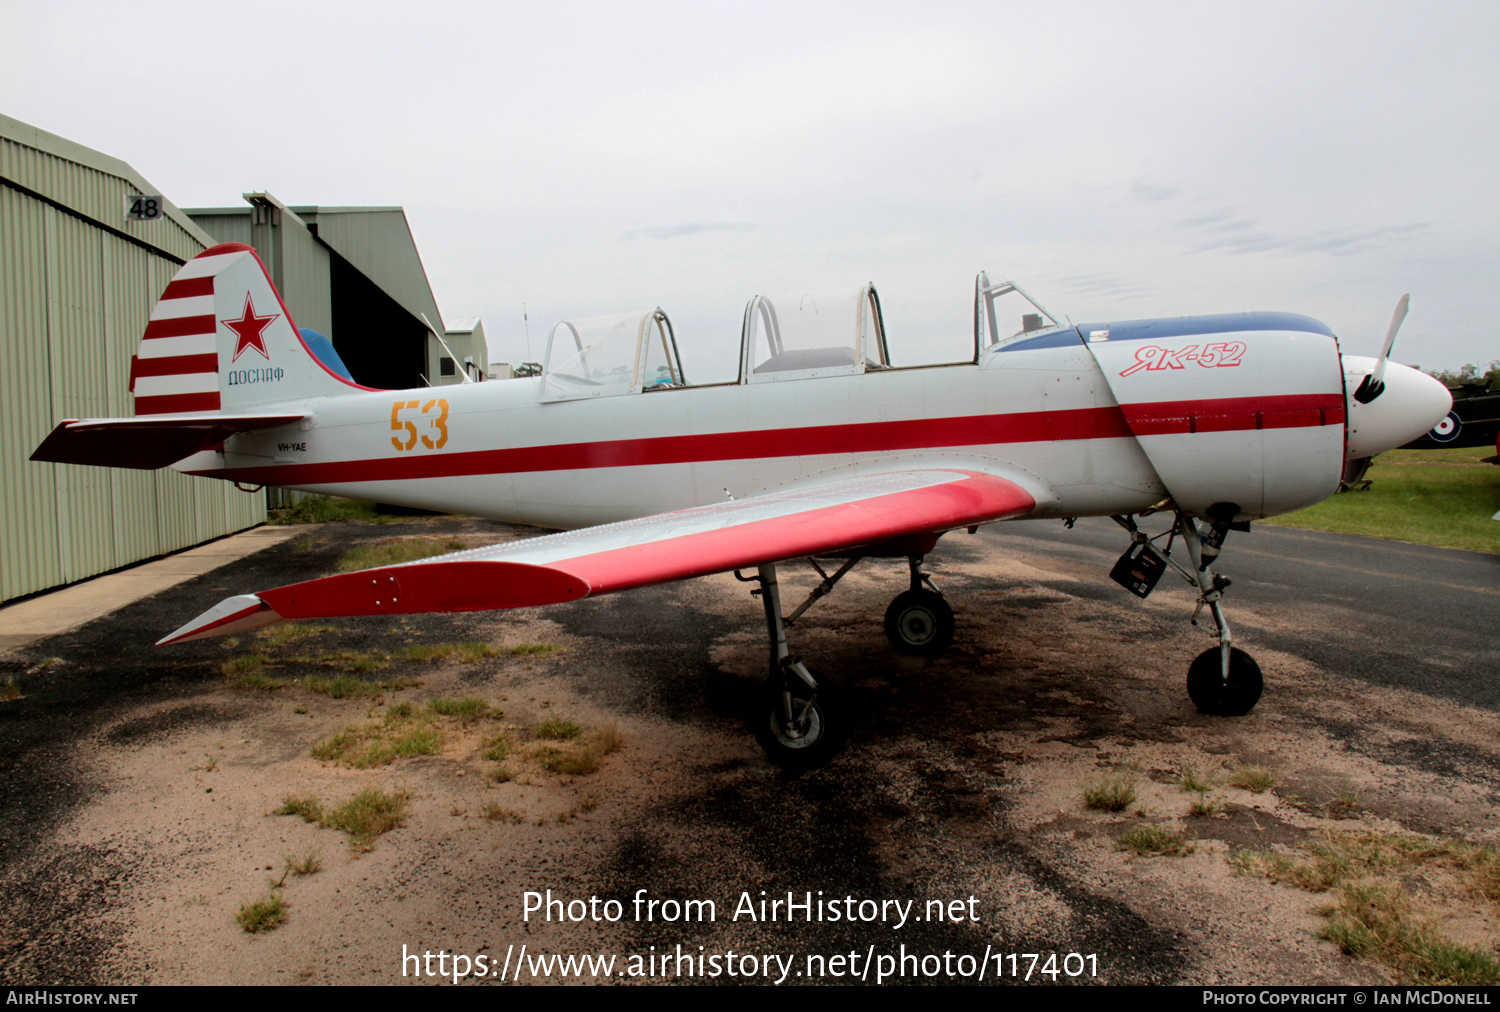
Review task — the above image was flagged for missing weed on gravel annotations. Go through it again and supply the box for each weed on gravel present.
[1083,770,1139,812]
[236,895,288,933]
[1228,765,1277,793]
[1117,824,1195,857]
[273,788,408,852]
[337,537,465,572]
[1230,830,1500,984]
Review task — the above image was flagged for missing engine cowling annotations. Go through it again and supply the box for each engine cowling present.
[1082,312,1346,521]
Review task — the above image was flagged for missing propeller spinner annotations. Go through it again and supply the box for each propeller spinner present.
[1343,294,1451,459]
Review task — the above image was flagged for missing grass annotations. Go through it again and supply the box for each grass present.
[326,788,409,850]
[1174,765,1215,793]
[311,719,440,768]
[481,732,513,762]
[533,722,622,775]
[1083,770,1139,812]
[236,894,288,933]
[222,654,265,677]
[0,676,21,701]
[336,537,466,572]
[400,642,499,664]
[1230,830,1500,984]
[505,643,565,657]
[480,802,524,823]
[256,623,335,648]
[535,716,582,740]
[229,671,416,697]
[1261,447,1500,554]
[428,696,491,720]
[268,497,407,525]
[299,672,412,695]
[286,849,322,876]
[1117,824,1195,857]
[275,795,326,823]
[1188,792,1226,817]
[273,788,409,852]
[310,696,501,767]
[1228,765,1277,793]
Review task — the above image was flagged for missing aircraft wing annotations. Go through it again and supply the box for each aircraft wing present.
[159,468,1038,644]
[32,413,308,470]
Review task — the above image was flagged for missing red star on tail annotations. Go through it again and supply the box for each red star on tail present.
[224,293,278,362]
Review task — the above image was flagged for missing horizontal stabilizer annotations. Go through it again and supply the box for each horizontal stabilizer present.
[32,412,306,470]
[158,469,1038,643]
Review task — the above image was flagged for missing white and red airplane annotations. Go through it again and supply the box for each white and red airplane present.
[33,243,1450,766]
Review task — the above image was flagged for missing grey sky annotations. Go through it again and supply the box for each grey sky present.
[5,1,1496,380]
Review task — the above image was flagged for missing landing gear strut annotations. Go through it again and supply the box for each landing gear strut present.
[743,563,844,768]
[1111,511,1263,716]
[883,555,954,656]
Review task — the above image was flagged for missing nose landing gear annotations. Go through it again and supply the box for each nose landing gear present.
[1110,510,1263,716]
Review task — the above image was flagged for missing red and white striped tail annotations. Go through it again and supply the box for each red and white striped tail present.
[129,242,363,416]
[130,254,227,414]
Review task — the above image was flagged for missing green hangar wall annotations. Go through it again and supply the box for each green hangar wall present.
[0,113,266,605]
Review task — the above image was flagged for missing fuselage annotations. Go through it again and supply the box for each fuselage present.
[180,315,1381,530]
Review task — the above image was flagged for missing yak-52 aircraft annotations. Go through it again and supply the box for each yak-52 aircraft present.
[33,242,1451,765]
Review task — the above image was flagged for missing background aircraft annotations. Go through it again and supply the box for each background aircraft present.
[33,244,1451,766]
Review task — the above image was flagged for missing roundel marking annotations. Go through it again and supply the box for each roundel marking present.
[1429,411,1461,443]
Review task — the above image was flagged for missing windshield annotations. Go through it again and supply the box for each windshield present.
[975,273,1063,349]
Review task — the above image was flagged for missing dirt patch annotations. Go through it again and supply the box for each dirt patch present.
[0,516,1496,984]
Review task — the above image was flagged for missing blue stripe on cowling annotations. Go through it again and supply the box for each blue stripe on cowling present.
[992,311,1335,354]
[1075,311,1335,342]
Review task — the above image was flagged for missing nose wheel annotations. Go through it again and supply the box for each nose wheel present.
[1187,646,1263,716]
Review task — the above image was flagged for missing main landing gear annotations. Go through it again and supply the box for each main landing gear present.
[884,556,955,657]
[1110,509,1263,717]
[743,563,844,768]
[738,554,958,767]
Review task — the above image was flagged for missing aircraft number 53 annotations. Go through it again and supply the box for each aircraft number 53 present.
[390,398,450,451]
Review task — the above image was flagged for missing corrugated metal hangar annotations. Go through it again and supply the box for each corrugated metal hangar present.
[0,112,487,604]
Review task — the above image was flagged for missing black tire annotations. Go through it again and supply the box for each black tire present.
[883,589,955,656]
[1187,647,1263,716]
[752,676,843,769]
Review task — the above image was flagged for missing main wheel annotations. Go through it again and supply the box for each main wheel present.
[1187,647,1263,716]
[752,676,843,769]
[884,589,955,656]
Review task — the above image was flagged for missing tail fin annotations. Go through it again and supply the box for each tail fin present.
[129,242,370,415]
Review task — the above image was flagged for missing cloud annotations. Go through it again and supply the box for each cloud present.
[1053,273,1155,300]
[1188,221,1431,257]
[622,222,757,240]
[1132,181,1180,202]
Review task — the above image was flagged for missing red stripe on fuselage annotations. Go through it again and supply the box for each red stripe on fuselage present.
[210,406,1134,486]
[1122,393,1345,436]
[202,393,1344,486]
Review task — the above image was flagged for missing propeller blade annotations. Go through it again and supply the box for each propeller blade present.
[1370,293,1410,389]
[1354,293,1410,404]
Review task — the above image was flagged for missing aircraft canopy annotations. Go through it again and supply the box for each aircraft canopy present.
[740,285,890,383]
[541,308,686,402]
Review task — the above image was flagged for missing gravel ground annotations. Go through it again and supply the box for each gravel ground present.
[1,514,1496,986]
